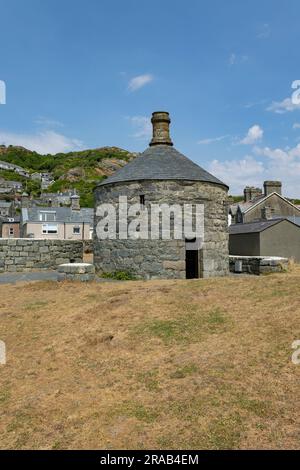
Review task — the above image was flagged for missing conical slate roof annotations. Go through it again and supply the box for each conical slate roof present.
[98,145,228,188]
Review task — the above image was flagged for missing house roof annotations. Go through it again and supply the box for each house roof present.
[22,206,93,224]
[237,192,300,215]
[98,145,228,188]
[229,218,298,234]
[276,216,300,227]
[1,216,20,223]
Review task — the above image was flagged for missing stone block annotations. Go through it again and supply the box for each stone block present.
[163,260,185,271]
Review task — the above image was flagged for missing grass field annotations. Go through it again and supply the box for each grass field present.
[0,268,300,449]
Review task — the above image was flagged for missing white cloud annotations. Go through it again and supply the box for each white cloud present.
[244,99,267,109]
[254,144,300,163]
[0,80,6,105]
[228,53,248,66]
[34,116,64,128]
[197,135,229,145]
[209,156,264,192]
[0,130,83,155]
[128,74,154,92]
[240,125,264,145]
[256,23,271,39]
[267,97,300,114]
[293,123,300,129]
[252,144,300,195]
[128,116,152,139]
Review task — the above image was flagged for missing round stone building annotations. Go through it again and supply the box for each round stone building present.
[94,112,229,279]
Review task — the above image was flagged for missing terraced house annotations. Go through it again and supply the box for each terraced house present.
[229,181,300,224]
[21,194,93,240]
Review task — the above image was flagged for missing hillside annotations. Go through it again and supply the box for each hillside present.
[0,145,137,207]
[0,268,299,449]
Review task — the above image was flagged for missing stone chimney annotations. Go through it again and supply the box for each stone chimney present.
[70,194,80,211]
[244,187,251,202]
[250,187,262,200]
[244,186,263,202]
[21,192,29,208]
[261,206,273,220]
[149,111,173,147]
[264,181,282,197]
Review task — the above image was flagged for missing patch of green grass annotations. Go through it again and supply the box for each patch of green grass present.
[168,397,206,421]
[116,402,158,423]
[23,300,49,311]
[235,395,271,417]
[0,388,10,404]
[101,271,136,281]
[133,307,229,344]
[156,412,243,449]
[170,364,198,379]
[136,370,160,391]
[206,308,227,329]
[206,414,243,449]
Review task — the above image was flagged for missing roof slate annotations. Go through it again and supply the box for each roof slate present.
[229,219,292,234]
[98,145,228,188]
[22,206,93,224]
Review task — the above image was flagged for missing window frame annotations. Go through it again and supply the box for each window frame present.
[73,226,81,235]
[42,223,58,234]
[39,211,57,222]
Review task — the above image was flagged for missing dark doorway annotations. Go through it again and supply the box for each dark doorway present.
[185,239,199,279]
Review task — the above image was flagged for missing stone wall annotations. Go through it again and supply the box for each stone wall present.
[0,239,83,273]
[229,255,288,275]
[83,240,94,254]
[94,180,229,279]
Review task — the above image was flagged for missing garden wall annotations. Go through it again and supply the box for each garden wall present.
[229,255,289,275]
[0,239,83,273]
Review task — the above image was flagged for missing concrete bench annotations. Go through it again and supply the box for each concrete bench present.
[57,263,95,282]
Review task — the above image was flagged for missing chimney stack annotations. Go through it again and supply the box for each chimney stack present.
[250,187,262,200]
[70,194,80,211]
[264,181,282,197]
[21,192,29,208]
[244,186,263,202]
[244,187,251,202]
[149,111,173,147]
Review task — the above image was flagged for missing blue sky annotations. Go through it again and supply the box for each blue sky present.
[1,0,300,195]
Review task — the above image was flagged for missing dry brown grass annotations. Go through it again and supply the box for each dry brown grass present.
[0,267,300,450]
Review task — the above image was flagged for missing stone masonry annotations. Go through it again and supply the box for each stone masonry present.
[94,180,229,279]
[57,263,95,281]
[229,255,288,275]
[0,239,83,273]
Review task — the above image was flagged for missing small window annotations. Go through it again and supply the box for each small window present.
[140,195,145,207]
[73,226,80,234]
[42,224,58,234]
[9,227,14,236]
[39,211,56,222]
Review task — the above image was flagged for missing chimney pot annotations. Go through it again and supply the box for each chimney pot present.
[149,111,173,147]
[264,181,282,197]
